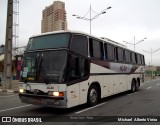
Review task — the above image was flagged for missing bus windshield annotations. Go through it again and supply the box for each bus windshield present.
[25,33,70,51]
[21,51,67,83]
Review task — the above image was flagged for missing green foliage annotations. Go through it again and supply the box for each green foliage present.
[145,70,160,76]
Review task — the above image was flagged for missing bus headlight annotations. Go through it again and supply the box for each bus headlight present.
[19,89,24,93]
[48,91,64,97]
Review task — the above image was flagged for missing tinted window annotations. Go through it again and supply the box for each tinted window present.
[143,55,145,65]
[92,40,101,58]
[100,42,104,59]
[137,54,141,64]
[26,33,70,51]
[131,52,136,64]
[125,50,131,63]
[107,44,115,61]
[71,35,88,56]
[67,54,89,82]
[89,39,103,59]
[141,55,145,65]
[104,43,107,59]
[117,48,124,62]
[21,51,67,83]
[115,47,118,61]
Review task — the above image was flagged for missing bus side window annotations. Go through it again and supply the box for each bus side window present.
[68,55,80,81]
[131,52,136,64]
[89,38,93,57]
[71,35,88,57]
[137,54,141,65]
[81,58,90,78]
[68,54,90,82]
[141,55,145,65]
[125,50,131,63]
[89,38,103,59]
[104,43,108,59]
[107,44,115,61]
[117,47,124,62]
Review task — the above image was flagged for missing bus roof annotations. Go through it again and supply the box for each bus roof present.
[30,30,127,49]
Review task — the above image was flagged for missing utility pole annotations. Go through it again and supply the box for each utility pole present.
[3,0,13,91]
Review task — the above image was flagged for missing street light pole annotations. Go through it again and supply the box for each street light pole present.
[143,48,160,66]
[72,5,111,35]
[123,36,147,51]
[143,48,160,78]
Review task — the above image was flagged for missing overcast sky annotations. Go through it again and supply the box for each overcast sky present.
[0,0,160,66]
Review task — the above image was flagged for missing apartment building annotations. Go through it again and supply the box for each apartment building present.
[41,1,67,33]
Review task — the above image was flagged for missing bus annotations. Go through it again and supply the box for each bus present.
[19,31,145,108]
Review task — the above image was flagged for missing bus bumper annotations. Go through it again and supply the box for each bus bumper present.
[19,93,67,108]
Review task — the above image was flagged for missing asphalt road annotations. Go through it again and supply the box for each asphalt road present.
[0,78,160,125]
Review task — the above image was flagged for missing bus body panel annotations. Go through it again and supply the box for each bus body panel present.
[67,84,79,108]
[79,81,89,104]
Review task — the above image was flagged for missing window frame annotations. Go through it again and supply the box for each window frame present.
[89,38,104,59]
[124,50,131,63]
[117,47,124,62]
[66,52,90,85]
[70,34,88,57]
[106,43,115,61]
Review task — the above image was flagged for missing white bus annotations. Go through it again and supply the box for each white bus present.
[19,31,145,108]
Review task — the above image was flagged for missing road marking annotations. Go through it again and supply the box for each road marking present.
[156,83,160,86]
[75,102,107,114]
[146,86,152,90]
[0,104,32,113]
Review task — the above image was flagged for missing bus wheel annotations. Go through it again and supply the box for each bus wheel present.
[87,85,99,106]
[131,80,136,93]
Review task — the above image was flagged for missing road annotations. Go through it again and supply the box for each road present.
[0,78,160,125]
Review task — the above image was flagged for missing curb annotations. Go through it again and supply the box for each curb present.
[0,89,18,93]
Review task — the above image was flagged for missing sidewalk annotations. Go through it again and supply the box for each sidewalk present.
[0,88,15,93]
[0,85,17,93]
[0,80,19,93]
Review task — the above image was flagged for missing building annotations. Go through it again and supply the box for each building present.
[41,1,67,33]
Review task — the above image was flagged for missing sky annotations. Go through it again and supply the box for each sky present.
[0,0,160,66]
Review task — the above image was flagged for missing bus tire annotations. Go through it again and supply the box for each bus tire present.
[131,79,136,93]
[87,85,99,106]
